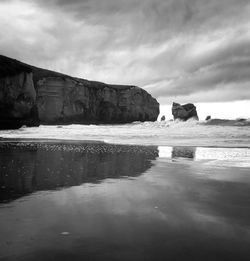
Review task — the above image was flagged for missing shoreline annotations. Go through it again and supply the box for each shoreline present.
[0,137,250,149]
[0,138,105,144]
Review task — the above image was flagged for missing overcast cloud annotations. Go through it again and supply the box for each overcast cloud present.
[0,0,250,104]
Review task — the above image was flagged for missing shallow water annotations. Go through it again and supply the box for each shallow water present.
[0,143,250,260]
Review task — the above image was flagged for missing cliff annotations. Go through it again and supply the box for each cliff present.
[0,55,159,129]
[0,56,38,129]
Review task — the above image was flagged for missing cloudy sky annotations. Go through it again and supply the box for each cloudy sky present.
[1,0,250,119]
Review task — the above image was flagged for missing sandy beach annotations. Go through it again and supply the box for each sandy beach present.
[0,141,250,261]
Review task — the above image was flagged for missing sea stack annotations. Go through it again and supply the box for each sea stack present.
[0,55,159,129]
[172,102,199,121]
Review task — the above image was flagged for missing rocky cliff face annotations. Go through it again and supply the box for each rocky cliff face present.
[0,71,38,129]
[0,55,159,128]
[36,77,158,124]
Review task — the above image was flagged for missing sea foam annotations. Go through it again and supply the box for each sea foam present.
[1,120,250,147]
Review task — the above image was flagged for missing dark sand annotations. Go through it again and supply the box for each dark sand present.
[0,142,250,261]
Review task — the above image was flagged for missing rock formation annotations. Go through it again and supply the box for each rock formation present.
[0,56,39,129]
[0,55,159,129]
[172,102,199,121]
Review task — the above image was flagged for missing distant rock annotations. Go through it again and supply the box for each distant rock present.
[0,55,159,129]
[172,102,199,121]
[204,119,250,126]
[236,118,246,122]
[160,115,165,121]
[205,115,211,121]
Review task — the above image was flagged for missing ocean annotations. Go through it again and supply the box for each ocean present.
[1,119,250,147]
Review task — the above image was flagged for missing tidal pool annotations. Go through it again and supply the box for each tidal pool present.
[0,143,250,261]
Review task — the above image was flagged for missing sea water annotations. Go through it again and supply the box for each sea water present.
[1,120,250,147]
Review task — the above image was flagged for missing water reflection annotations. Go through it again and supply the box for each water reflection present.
[0,143,158,202]
[171,146,196,159]
[158,146,196,159]
[158,146,250,167]
[0,143,250,260]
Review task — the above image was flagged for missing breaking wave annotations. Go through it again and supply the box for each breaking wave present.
[1,119,250,147]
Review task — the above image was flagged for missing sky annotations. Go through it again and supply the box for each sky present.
[0,0,250,119]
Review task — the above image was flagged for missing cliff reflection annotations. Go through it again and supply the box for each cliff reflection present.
[0,143,158,202]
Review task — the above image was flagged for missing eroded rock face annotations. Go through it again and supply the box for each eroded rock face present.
[0,72,38,129]
[0,55,159,128]
[172,102,199,121]
[37,79,159,124]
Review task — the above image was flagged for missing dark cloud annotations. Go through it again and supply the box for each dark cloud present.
[0,0,250,104]
[145,31,250,102]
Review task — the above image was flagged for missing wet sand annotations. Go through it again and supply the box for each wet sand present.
[0,142,250,261]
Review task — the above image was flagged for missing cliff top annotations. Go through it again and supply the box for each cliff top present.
[0,55,134,90]
[0,55,32,78]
